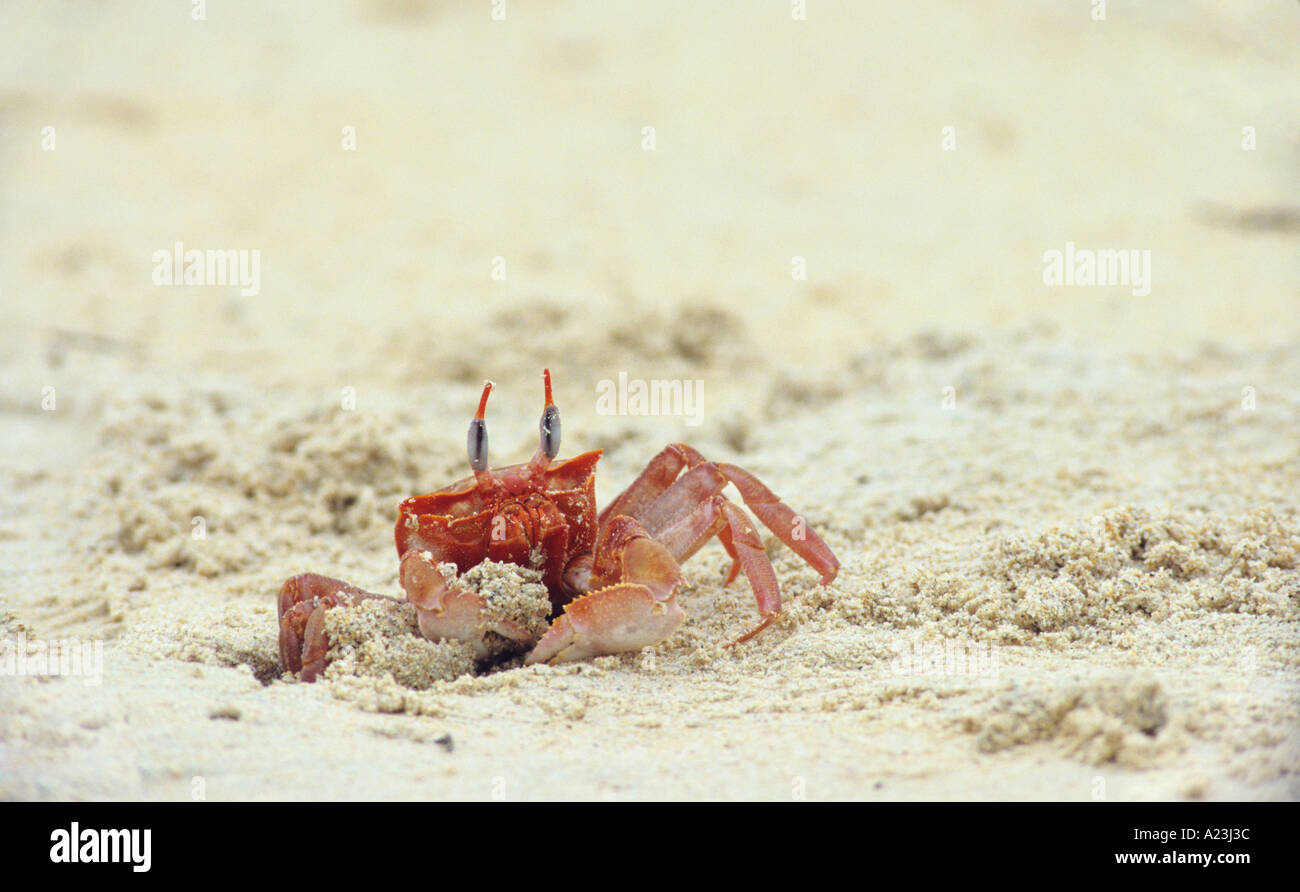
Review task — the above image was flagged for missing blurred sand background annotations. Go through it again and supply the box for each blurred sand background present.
[0,1,1297,800]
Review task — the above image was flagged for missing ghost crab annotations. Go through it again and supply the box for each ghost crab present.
[278,370,839,680]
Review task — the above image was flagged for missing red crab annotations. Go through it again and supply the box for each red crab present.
[277,370,839,680]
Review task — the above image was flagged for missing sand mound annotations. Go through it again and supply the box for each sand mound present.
[321,559,552,689]
[968,675,1170,767]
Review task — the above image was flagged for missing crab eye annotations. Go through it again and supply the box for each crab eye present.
[540,404,561,459]
[467,418,488,471]
[539,368,560,459]
[467,380,492,472]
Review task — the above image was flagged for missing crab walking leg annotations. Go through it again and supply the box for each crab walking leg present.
[668,444,839,585]
[596,444,693,528]
[623,453,745,583]
[716,524,743,586]
[601,443,839,587]
[399,548,536,658]
[598,442,729,528]
[712,462,839,584]
[277,573,397,682]
[526,518,685,664]
[652,494,782,643]
[620,458,820,642]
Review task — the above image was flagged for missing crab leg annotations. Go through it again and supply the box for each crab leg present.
[644,490,782,644]
[525,517,684,664]
[600,443,839,587]
[710,461,838,584]
[596,444,693,526]
[670,444,838,585]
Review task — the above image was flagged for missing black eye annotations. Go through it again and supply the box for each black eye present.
[540,404,561,459]
[467,418,488,471]
[467,381,492,472]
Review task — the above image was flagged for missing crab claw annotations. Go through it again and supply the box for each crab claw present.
[525,582,685,664]
[526,520,684,664]
[399,549,536,658]
[278,573,388,682]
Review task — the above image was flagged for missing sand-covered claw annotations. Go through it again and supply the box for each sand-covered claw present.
[526,518,685,663]
[278,573,389,682]
[525,582,685,664]
[399,548,537,658]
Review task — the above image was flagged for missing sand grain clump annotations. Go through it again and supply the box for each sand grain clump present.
[323,560,553,688]
[323,598,477,690]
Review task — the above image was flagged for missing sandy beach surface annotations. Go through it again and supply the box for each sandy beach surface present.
[1,1,1297,800]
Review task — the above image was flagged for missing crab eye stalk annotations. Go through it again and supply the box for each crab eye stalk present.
[539,369,561,459]
[467,381,493,472]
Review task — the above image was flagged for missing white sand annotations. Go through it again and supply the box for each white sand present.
[1,1,1296,800]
